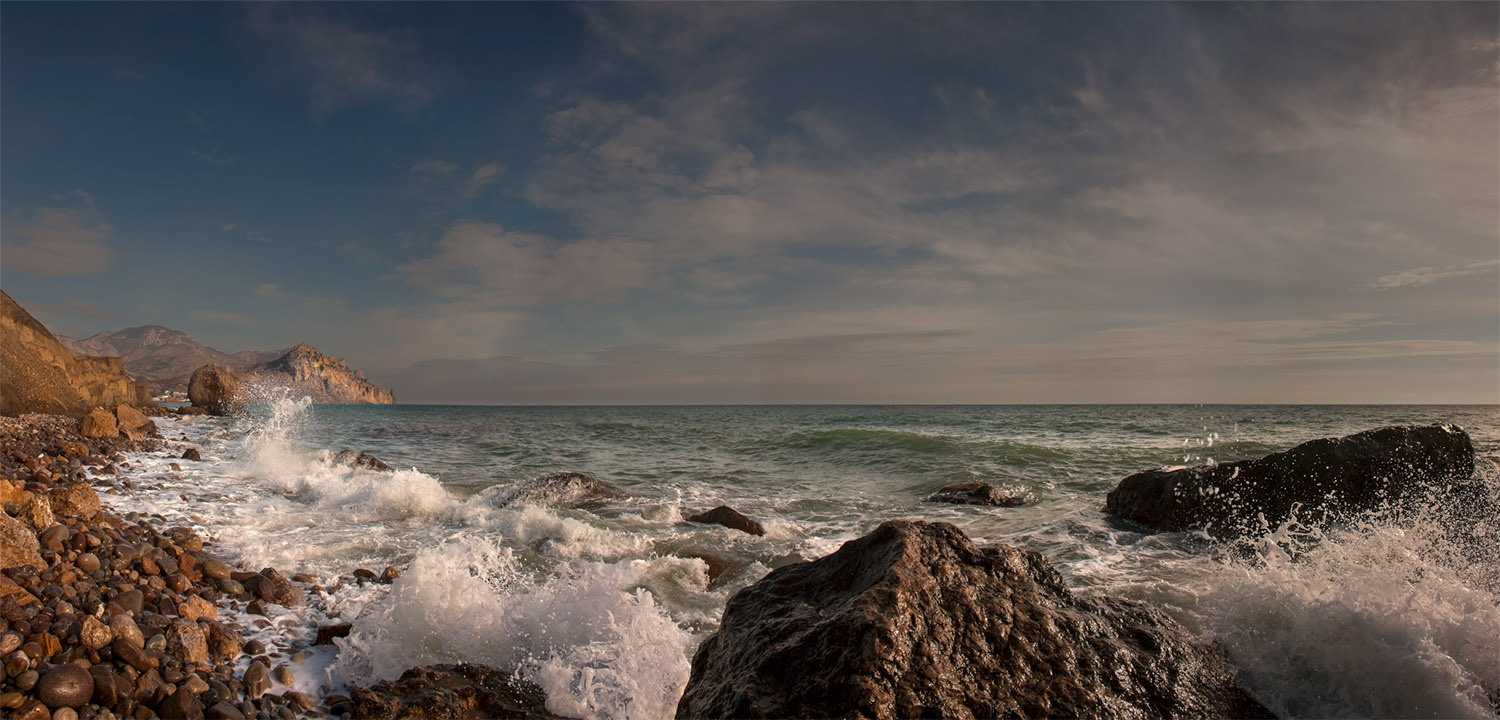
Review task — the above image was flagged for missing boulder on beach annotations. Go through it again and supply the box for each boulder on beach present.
[330,450,393,471]
[676,520,1269,720]
[1105,424,1478,538]
[188,364,247,416]
[926,481,1028,507]
[485,471,627,509]
[351,663,559,719]
[81,407,119,438]
[0,513,46,570]
[115,403,157,440]
[686,506,766,536]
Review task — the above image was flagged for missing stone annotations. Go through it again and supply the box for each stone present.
[181,448,202,461]
[926,481,1028,506]
[204,702,245,720]
[380,565,401,583]
[198,556,232,580]
[244,569,302,608]
[271,665,293,685]
[80,408,118,439]
[203,620,243,662]
[47,483,101,517]
[79,615,112,649]
[1105,424,1478,539]
[36,663,94,708]
[12,699,51,720]
[112,589,145,614]
[686,506,766,536]
[88,664,121,708]
[109,613,144,648]
[158,686,205,720]
[114,404,157,441]
[330,450,392,471]
[313,623,352,646]
[167,619,210,666]
[242,660,270,698]
[0,513,45,570]
[677,520,1270,720]
[75,552,101,573]
[176,594,217,622]
[0,575,39,605]
[19,494,54,532]
[485,471,628,509]
[187,365,246,417]
[350,663,558,720]
[112,637,157,672]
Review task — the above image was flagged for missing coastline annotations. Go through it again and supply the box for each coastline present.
[0,413,344,720]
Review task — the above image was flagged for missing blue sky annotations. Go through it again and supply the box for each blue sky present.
[3,2,1496,403]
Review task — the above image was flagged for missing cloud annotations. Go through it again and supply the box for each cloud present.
[0,194,116,277]
[252,6,432,118]
[1370,260,1500,289]
[458,163,504,199]
[254,283,288,298]
[190,309,257,326]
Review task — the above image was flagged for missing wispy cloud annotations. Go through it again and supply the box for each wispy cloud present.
[0,191,116,277]
[1371,260,1500,289]
[458,163,503,199]
[252,6,432,119]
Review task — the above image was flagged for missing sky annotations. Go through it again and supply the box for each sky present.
[2,2,1497,404]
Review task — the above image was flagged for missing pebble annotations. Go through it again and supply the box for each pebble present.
[272,665,293,685]
[35,663,93,708]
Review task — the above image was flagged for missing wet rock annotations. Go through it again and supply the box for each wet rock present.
[1105,424,1478,538]
[314,623,352,646]
[350,663,559,719]
[205,702,245,720]
[75,552,101,573]
[176,405,211,416]
[242,660,270,698]
[198,556,232,581]
[36,663,94,708]
[0,513,45,570]
[187,365,246,417]
[272,665,293,685]
[112,589,144,614]
[243,569,302,608]
[203,620,243,661]
[12,698,50,720]
[677,520,1270,720]
[158,685,205,720]
[88,663,121,707]
[79,615,112,649]
[47,483,101,517]
[112,637,157,672]
[381,565,400,583]
[181,448,201,461]
[109,614,144,648]
[114,404,157,441]
[330,450,392,471]
[686,506,766,536]
[926,481,1028,507]
[167,619,209,666]
[176,594,217,622]
[485,472,627,509]
[80,408,118,439]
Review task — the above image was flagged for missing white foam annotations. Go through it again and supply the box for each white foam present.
[329,536,693,720]
[1205,518,1500,719]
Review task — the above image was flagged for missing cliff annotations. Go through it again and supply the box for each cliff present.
[0,290,154,417]
[248,343,395,404]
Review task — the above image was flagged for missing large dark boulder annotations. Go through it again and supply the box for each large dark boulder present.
[351,664,559,719]
[677,520,1269,720]
[686,506,765,536]
[484,472,627,509]
[187,364,247,416]
[1105,424,1476,538]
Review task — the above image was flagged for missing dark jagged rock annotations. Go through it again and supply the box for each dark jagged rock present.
[1105,424,1477,538]
[351,663,560,719]
[182,448,202,461]
[486,472,627,509]
[677,520,1270,720]
[926,481,1028,507]
[187,364,247,416]
[686,506,766,536]
[314,623,353,646]
[331,450,392,471]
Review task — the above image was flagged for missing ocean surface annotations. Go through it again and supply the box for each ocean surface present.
[114,401,1499,719]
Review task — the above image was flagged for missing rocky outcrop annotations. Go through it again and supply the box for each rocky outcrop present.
[329,450,393,471]
[686,506,766,536]
[247,343,395,404]
[351,664,559,719]
[484,472,627,509]
[926,481,1028,506]
[58,324,284,395]
[1105,424,1476,538]
[188,364,247,416]
[677,520,1269,720]
[0,289,155,417]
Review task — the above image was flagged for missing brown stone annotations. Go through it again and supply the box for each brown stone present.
[36,663,94,708]
[115,404,157,441]
[187,365,246,416]
[686,505,766,536]
[80,615,112,649]
[81,408,119,439]
[0,513,45,570]
[350,663,558,720]
[158,685,205,720]
[48,483,102,517]
[176,594,217,622]
[0,574,39,605]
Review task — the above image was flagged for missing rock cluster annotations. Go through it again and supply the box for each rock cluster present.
[677,520,1270,720]
[485,472,627,509]
[350,664,558,719]
[1105,424,1477,538]
[926,481,1028,507]
[0,415,320,720]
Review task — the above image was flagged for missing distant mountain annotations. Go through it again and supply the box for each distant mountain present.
[56,325,280,394]
[247,344,396,404]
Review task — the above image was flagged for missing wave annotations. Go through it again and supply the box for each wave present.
[782,428,961,454]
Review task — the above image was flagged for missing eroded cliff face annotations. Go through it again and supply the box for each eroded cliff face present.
[248,344,395,404]
[0,290,154,417]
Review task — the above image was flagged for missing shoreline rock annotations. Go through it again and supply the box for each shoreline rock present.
[685,506,765,536]
[926,481,1028,507]
[1104,424,1478,538]
[677,519,1270,720]
[187,365,247,417]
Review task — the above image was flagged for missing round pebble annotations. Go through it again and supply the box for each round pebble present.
[36,663,94,708]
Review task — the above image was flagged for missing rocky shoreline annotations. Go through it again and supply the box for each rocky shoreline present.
[0,413,352,720]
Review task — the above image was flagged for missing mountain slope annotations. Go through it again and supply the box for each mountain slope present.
[247,344,396,404]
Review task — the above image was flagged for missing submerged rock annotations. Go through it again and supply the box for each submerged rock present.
[686,506,765,536]
[1105,424,1477,538]
[330,450,393,471]
[677,520,1269,720]
[187,364,247,416]
[350,663,559,719]
[926,481,1028,507]
[486,472,627,509]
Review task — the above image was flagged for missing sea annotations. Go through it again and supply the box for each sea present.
[111,401,1499,720]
